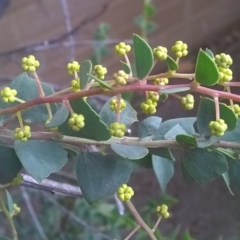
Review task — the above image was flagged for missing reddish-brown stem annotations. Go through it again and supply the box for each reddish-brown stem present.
[2,81,240,117]
[214,96,220,120]
[32,71,45,97]
[63,99,74,114]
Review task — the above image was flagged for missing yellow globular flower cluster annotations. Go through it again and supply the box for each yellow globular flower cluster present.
[180,94,194,110]
[115,42,131,56]
[68,113,85,131]
[14,126,31,142]
[215,53,233,84]
[93,65,107,80]
[171,41,188,58]
[231,104,240,118]
[71,78,80,92]
[0,87,17,103]
[67,61,80,75]
[22,55,40,72]
[11,174,23,186]
[110,98,126,112]
[154,78,169,86]
[140,91,159,114]
[117,184,134,202]
[153,46,168,61]
[209,119,228,137]
[109,122,126,137]
[113,70,128,86]
[13,204,21,216]
[156,204,170,219]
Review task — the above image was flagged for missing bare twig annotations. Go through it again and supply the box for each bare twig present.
[46,194,112,240]
[60,0,75,61]
[22,174,82,197]
[21,187,49,240]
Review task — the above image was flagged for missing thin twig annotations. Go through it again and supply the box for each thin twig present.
[46,194,112,240]
[124,225,141,240]
[0,189,18,240]
[125,201,157,240]
[22,174,82,197]
[21,187,49,240]
[60,0,75,61]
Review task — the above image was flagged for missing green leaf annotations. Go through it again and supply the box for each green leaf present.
[59,98,110,141]
[183,148,228,185]
[88,74,112,90]
[134,15,145,29]
[133,154,152,168]
[197,97,237,137]
[154,117,196,140]
[45,104,69,128]
[0,146,22,184]
[196,139,212,148]
[99,97,138,128]
[80,60,92,89]
[152,155,174,193]
[14,140,68,183]
[120,60,131,74]
[176,134,197,146]
[164,124,187,140]
[8,72,57,123]
[149,148,175,161]
[229,161,240,189]
[222,171,234,195]
[63,145,79,157]
[205,48,214,59]
[144,2,155,17]
[133,34,154,79]
[215,148,237,160]
[111,143,148,160]
[182,230,195,240]
[180,159,195,183]
[138,116,162,138]
[160,87,190,94]
[5,190,14,214]
[195,49,219,86]
[166,55,179,71]
[76,152,132,204]
[146,21,157,34]
[0,237,11,240]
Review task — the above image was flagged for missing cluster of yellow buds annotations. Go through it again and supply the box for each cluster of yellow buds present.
[171,41,188,58]
[209,119,228,137]
[140,91,159,115]
[231,104,240,117]
[180,94,194,110]
[14,126,31,142]
[117,184,134,202]
[154,78,169,86]
[93,65,107,80]
[68,113,85,131]
[153,46,168,61]
[71,78,80,92]
[113,70,128,86]
[109,98,126,112]
[109,122,127,137]
[156,204,170,218]
[215,53,233,84]
[11,174,23,186]
[22,55,40,72]
[115,42,131,56]
[0,87,17,103]
[67,61,80,75]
